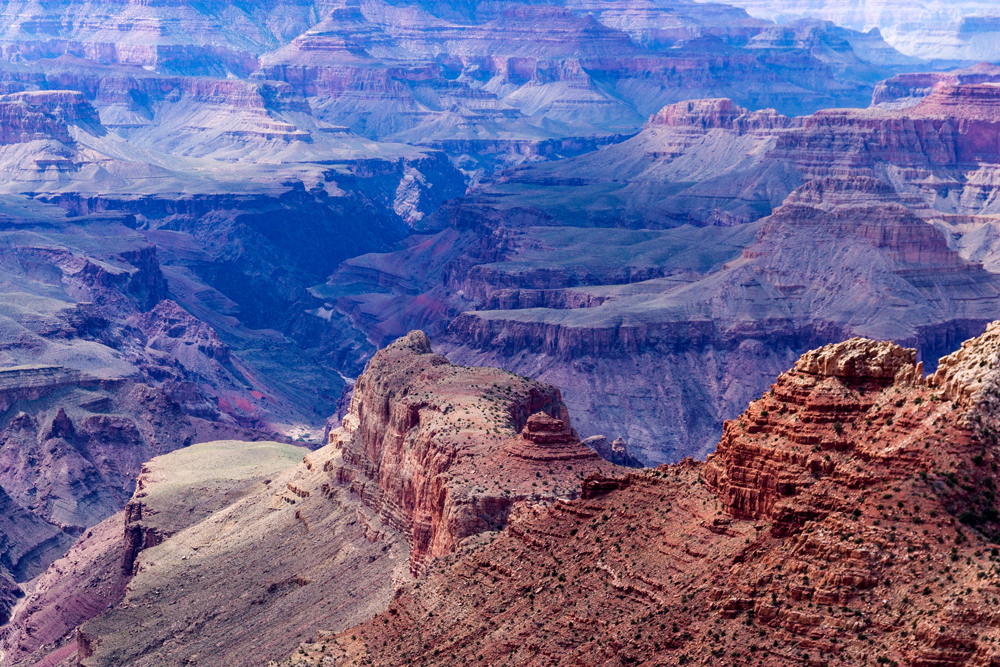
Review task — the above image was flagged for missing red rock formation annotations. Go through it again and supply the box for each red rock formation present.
[4,332,616,666]
[873,63,1000,107]
[704,338,921,534]
[283,324,1000,667]
[330,330,617,574]
[505,412,599,461]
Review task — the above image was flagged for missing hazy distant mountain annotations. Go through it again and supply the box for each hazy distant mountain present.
[711,0,1000,62]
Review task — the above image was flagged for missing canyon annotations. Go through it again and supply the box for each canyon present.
[0,331,625,666]
[282,323,1000,667]
[12,322,1000,666]
[0,0,946,622]
[0,2,997,664]
[323,74,1000,464]
[714,0,1000,63]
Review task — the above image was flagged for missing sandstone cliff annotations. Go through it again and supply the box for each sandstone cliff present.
[330,330,616,574]
[285,323,1000,667]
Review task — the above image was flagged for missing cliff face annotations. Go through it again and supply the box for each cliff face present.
[0,90,98,144]
[331,330,616,574]
[287,323,1000,667]
[0,202,341,613]
[0,65,467,594]
[1,332,620,666]
[320,83,1000,465]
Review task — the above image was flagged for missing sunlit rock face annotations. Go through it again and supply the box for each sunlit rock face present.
[285,324,1000,667]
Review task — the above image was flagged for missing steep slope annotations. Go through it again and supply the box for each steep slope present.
[285,323,1000,667]
[0,332,619,667]
[0,193,303,609]
[0,439,307,667]
[331,330,616,575]
[0,76,466,589]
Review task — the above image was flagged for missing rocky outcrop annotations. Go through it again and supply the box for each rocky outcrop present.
[331,88,1000,461]
[331,331,617,574]
[505,412,600,462]
[287,324,1000,667]
[872,63,1000,107]
[703,338,922,533]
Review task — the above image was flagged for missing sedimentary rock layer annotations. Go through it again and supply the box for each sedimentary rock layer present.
[330,330,617,574]
[321,83,1000,464]
[284,323,1000,667]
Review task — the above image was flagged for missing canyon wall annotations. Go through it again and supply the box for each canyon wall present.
[321,84,1000,464]
[288,323,1000,667]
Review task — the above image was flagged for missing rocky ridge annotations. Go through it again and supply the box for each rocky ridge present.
[0,331,620,666]
[716,0,1000,62]
[284,323,1000,667]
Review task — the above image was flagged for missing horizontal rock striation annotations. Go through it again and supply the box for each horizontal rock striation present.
[505,412,601,462]
[289,323,1000,667]
[330,330,617,574]
[704,338,923,533]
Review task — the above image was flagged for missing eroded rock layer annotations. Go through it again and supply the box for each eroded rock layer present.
[323,82,1000,464]
[282,323,1000,667]
[3,332,619,666]
[331,330,616,574]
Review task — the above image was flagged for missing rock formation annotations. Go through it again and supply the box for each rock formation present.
[320,81,1000,464]
[280,323,1000,667]
[0,6,982,665]
[0,0,944,594]
[505,412,599,462]
[329,330,616,574]
[0,332,619,666]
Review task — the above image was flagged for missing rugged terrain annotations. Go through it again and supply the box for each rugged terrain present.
[0,0,930,582]
[282,323,1000,667]
[0,2,989,659]
[0,331,623,666]
[320,77,1000,464]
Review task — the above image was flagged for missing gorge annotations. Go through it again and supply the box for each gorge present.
[0,1,997,665]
